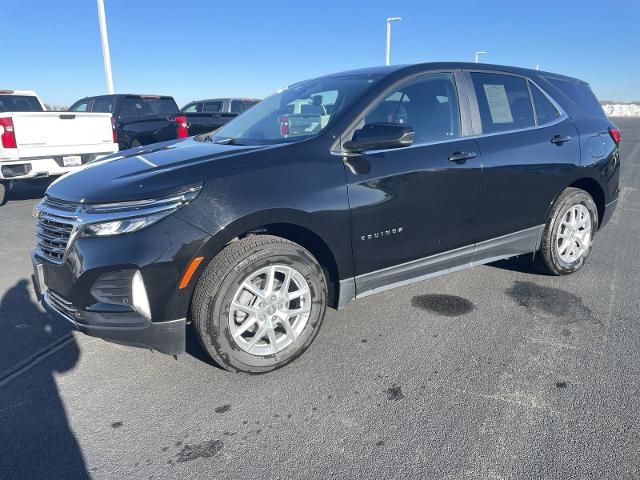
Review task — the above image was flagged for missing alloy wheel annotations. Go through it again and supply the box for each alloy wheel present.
[228,265,312,356]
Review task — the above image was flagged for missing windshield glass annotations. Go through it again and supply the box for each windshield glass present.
[212,76,378,145]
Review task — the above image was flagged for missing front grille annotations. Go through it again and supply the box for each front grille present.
[35,198,78,263]
[47,290,79,320]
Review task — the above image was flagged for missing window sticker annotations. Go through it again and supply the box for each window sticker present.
[483,84,513,124]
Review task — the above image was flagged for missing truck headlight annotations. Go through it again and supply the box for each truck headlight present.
[79,185,201,237]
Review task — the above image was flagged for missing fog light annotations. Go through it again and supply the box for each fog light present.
[132,270,151,319]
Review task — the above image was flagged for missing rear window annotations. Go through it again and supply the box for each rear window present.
[546,78,605,118]
[119,97,179,117]
[0,95,43,112]
[471,73,535,133]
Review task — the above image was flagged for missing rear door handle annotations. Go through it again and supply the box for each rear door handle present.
[551,134,571,145]
[448,151,477,162]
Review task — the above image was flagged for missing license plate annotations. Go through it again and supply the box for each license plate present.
[62,155,82,167]
[32,260,47,299]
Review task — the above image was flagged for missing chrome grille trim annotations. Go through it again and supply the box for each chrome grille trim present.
[42,196,81,212]
[34,197,80,265]
[46,290,79,322]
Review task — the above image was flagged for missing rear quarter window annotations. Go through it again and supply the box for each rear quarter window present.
[545,78,605,119]
[529,83,560,125]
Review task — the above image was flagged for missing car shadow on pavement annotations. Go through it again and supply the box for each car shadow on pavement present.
[0,280,90,479]
[184,324,224,370]
[488,254,548,275]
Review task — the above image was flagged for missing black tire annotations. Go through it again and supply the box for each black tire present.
[130,139,143,148]
[537,187,599,275]
[192,235,327,373]
[0,181,6,206]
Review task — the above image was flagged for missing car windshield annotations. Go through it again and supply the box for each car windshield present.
[211,76,378,145]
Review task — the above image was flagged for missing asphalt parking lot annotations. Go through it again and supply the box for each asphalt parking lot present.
[1,118,639,480]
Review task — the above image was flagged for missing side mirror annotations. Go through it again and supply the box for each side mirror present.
[343,122,414,153]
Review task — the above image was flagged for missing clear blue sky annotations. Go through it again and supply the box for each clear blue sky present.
[3,0,639,107]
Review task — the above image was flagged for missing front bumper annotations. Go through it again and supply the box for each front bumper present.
[41,288,186,355]
[31,211,211,356]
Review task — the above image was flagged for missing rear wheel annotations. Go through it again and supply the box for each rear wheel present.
[0,181,7,206]
[192,235,327,373]
[131,139,143,148]
[537,187,598,275]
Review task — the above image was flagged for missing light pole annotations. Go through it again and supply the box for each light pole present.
[385,17,402,66]
[96,0,114,94]
[474,51,487,63]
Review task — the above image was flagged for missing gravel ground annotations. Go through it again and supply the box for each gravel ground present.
[1,118,639,479]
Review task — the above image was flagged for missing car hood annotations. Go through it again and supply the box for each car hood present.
[45,137,282,203]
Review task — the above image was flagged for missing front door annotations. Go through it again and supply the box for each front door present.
[343,72,483,295]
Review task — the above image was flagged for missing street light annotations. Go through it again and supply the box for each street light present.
[96,0,114,94]
[474,51,487,63]
[385,17,402,66]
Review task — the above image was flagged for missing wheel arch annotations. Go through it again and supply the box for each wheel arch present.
[189,209,351,310]
[568,177,605,228]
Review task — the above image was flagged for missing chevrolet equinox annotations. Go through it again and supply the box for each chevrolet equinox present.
[32,63,620,373]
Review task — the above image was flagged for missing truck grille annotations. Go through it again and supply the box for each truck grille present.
[35,197,80,264]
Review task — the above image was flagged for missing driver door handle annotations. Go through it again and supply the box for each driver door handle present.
[551,134,571,145]
[448,151,477,162]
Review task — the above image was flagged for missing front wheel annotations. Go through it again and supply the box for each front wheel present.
[537,187,598,275]
[192,235,327,373]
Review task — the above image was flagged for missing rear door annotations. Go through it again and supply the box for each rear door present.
[466,71,580,260]
[344,72,483,293]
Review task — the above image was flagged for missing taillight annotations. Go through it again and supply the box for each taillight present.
[0,117,17,148]
[278,116,289,137]
[175,115,188,139]
[609,126,621,145]
[111,117,118,144]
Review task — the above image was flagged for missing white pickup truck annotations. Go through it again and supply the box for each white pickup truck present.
[0,89,119,205]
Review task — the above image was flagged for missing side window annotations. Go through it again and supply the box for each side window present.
[92,99,114,113]
[364,73,460,144]
[70,101,89,112]
[230,100,257,114]
[119,98,142,116]
[471,73,534,133]
[529,83,560,125]
[182,103,199,113]
[203,101,223,113]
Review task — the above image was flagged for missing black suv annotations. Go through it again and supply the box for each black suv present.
[33,63,620,373]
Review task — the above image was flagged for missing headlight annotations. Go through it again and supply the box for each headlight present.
[83,213,168,237]
[79,185,201,237]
